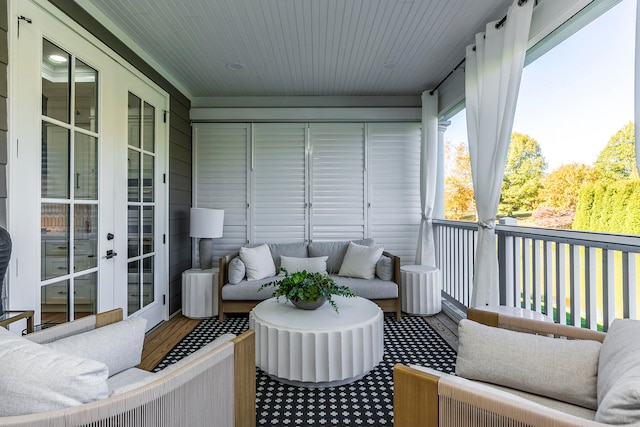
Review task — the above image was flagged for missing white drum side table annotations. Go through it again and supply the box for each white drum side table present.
[401,265,442,315]
[182,268,219,318]
[249,296,384,387]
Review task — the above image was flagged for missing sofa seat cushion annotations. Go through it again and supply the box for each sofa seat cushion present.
[0,327,109,416]
[331,276,398,299]
[221,276,282,300]
[456,319,601,410]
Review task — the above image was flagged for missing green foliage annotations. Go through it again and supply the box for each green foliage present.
[538,163,599,211]
[499,133,547,216]
[259,268,355,313]
[444,141,476,220]
[574,179,640,234]
[593,122,638,182]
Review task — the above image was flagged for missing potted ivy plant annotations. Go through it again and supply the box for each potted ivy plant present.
[259,268,355,313]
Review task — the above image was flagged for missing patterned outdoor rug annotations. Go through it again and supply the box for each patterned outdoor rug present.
[154,314,457,426]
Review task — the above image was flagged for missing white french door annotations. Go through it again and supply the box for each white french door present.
[10,0,168,330]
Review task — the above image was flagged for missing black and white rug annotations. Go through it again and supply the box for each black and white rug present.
[155,315,457,426]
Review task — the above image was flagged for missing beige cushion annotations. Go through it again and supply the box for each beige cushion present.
[456,319,600,410]
[338,242,384,280]
[279,255,328,275]
[240,244,276,280]
[46,316,147,377]
[596,318,640,424]
[0,327,108,416]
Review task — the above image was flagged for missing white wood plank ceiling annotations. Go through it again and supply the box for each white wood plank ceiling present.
[81,0,513,98]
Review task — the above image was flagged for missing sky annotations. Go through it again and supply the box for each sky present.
[445,0,635,172]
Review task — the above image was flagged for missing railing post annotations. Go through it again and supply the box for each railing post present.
[498,217,517,306]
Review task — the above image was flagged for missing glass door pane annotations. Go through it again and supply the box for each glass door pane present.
[40,39,99,324]
[127,92,156,316]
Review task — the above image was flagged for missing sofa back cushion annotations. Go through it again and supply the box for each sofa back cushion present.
[268,242,309,269]
[240,244,276,280]
[279,255,328,274]
[308,238,374,274]
[596,318,640,424]
[338,242,384,280]
[46,316,147,377]
[456,319,601,410]
[0,327,108,416]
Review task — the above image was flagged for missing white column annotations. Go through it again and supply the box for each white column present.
[434,120,450,219]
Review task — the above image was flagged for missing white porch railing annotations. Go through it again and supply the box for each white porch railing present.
[432,219,640,331]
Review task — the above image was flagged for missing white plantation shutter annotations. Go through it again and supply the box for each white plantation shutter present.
[252,123,307,243]
[368,123,422,264]
[309,123,366,241]
[193,123,249,260]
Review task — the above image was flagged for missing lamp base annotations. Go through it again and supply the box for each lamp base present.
[198,238,214,270]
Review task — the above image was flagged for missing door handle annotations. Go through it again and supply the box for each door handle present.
[105,250,118,259]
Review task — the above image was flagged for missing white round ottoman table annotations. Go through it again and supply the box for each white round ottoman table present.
[249,295,384,387]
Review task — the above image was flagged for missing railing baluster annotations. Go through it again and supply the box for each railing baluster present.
[570,244,581,327]
[544,241,553,317]
[522,237,530,310]
[585,247,597,330]
[533,239,541,313]
[622,252,630,319]
[556,243,566,325]
[603,249,616,332]
[629,254,637,320]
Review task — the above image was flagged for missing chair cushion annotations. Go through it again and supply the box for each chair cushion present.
[279,255,328,275]
[308,239,374,274]
[240,244,276,280]
[338,242,384,280]
[456,319,600,410]
[596,318,640,424]
[0,327,108,416]
[46,316,147,377]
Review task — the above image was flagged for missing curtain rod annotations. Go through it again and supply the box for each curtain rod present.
[428,0,529,96]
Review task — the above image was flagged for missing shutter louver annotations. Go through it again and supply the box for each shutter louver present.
[368,123,422,263]
[193,123,249,260]
[252,123,307,243]
[310,123,365,241]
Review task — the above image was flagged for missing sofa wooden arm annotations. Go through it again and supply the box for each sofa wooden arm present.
[394,364,439,427]
[232,330,256,427]
[467,308,606,342]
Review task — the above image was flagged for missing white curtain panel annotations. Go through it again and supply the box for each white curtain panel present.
[636,0,640,175]
[465,0,534,307]
[416,90,439,266]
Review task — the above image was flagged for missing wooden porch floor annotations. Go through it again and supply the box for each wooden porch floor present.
[138,311,460,371]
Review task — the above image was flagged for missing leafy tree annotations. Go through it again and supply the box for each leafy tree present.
[444,141,475,220]
[499,133,547,216]
[593,122,638,181]
[572,185,595,231]
[538,163,599,211]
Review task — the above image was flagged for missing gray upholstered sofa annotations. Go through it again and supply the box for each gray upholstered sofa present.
[394,308,640,427]
[218,239,401,321]
[0,308,256,427]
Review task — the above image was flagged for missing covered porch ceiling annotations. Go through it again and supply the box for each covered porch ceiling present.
[76,0,517,99]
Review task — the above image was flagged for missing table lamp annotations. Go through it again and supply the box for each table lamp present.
[190,208,224,269]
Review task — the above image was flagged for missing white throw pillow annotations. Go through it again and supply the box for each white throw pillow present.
[279,255,328,275]
[0,327,109,416]
[338,242,384,280]
[239,244,276,281]
[456,319,601,410]
[46,316,147,377]
[227,257,246,284]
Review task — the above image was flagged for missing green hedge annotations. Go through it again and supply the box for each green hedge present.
[574,179,640,234]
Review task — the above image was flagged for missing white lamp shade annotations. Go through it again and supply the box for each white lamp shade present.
[190,208,224,238]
